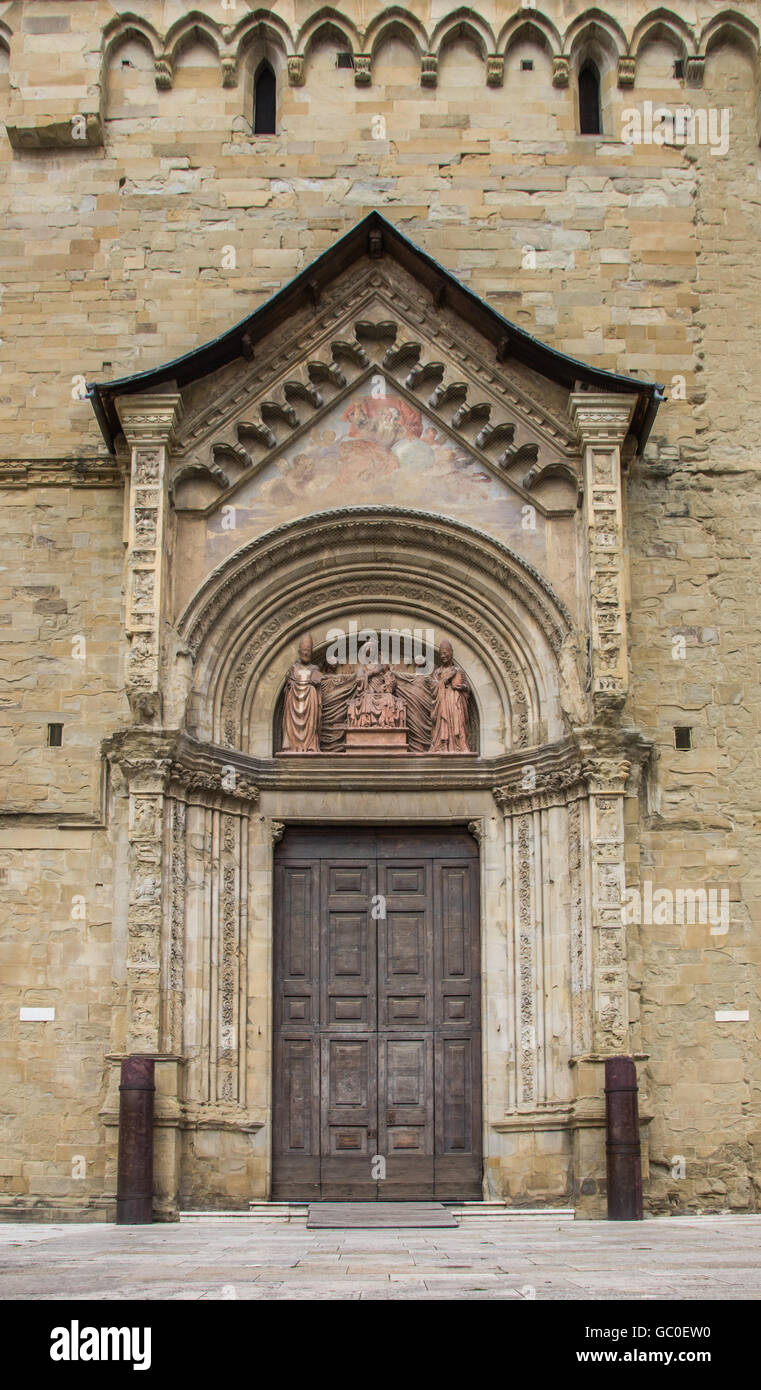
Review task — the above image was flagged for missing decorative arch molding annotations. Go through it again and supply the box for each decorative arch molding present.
[630,9,698,60]
[498,13,562,60]
[102,11,162,66]
[700,10,760,59]
[564,9,628,65]
[177,507,578,754]
[430,10,496,62]
[164,12,224,66]
[296,8,362,58]
[365,7,429,59]
[231,8,295,59]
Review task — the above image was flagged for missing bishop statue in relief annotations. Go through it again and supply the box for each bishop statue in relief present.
[281,633,322,752]
[429,639,471,753]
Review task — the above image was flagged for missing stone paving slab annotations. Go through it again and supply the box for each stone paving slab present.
[0,1216,760,1301]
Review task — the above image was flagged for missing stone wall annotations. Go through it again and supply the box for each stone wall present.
[1,2,759,1214]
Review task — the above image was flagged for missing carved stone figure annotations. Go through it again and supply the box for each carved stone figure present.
[348,662,406,729]
[281,633,322,752]
[429,640,470,752]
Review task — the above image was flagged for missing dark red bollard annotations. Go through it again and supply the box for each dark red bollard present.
[605,1055,643,1220]
[116,1055,155,1224]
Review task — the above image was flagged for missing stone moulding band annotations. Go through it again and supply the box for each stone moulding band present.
[178,507,574,655]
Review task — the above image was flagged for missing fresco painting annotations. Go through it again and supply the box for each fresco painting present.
[206,388,547,569]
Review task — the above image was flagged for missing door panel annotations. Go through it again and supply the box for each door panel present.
[273,829,481,1200]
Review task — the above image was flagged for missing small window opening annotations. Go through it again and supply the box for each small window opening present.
[521,59,534,71]
[674,726,692,750]
[254,60,276,135]
[578,61,602,135]
[336,52,354,69]
[47,723,63,747]
[673,59,684,79]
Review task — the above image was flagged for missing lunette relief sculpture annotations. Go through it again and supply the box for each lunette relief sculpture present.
[279,632,472,753]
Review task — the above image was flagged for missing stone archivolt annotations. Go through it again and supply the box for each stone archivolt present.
[177,507,573,755]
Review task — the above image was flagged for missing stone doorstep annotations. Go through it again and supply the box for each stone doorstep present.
[180,1202,577,1224]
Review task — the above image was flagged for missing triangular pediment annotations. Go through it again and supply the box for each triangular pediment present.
[169,270,584,522]
[90,212,660,465]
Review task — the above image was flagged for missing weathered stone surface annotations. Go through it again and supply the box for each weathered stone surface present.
[0,3,759,1219]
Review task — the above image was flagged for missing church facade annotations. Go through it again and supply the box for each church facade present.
[0,2,759,1219]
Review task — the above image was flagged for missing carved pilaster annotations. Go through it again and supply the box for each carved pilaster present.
[570,394,635,718]
[579,750,631,1054]
[123,757,171,1053]
[115,393,183,726]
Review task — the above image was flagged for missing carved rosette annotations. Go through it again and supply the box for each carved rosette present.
[570,394,635,719]
[116,393,183,726]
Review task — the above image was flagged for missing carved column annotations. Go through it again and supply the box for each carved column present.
[569,394,635,719]
[115,393,183,725]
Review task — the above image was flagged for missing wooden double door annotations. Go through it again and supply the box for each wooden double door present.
[272,827,482,1200]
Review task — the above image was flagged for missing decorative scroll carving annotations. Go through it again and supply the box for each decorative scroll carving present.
[467,819,485,844]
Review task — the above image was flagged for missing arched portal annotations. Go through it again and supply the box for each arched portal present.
[161,504,609,1204]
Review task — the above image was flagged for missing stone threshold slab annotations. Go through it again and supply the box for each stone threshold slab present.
[307,1203,459,1228]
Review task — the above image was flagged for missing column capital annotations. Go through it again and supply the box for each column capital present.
[115,392,183,447]
[569,393,636,447]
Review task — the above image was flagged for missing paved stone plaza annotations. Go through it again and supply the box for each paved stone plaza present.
[2,1216,760,1301]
